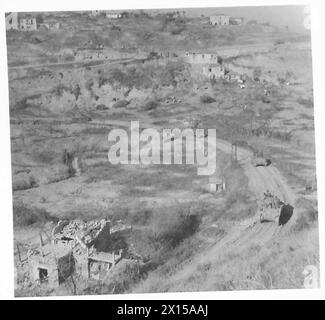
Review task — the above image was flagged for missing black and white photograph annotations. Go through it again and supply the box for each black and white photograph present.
[0,1,323,299]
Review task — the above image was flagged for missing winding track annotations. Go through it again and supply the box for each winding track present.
[133,120,297,255]
[13,116,297,246]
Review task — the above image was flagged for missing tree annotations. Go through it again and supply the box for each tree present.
[253,67,262,81]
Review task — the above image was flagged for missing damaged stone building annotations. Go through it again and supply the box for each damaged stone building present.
[21,218,132,287]
[28,243,75,287]
[5,12,37,31]
[209,14,230,26]
[185,52,225,80]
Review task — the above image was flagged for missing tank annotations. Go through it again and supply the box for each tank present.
[254,157,271,167]
[260,203,294,226]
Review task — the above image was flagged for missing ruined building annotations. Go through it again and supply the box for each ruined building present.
[5,12,37,31]
[19,17,37,31]
[185,52,225,80]
[5,12,19,30]
[210,14,230,26]
[18,219,132,287]
[28,243,75,287]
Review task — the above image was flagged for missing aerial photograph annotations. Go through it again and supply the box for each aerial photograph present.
[5,5,319,296]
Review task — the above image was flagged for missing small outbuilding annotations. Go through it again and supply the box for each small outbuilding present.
[209,176,226,193]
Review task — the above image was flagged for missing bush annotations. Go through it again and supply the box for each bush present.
[12,175,38,191]
[84,260,144,294]
[13,203,57,227]
[200,94,216,103]
[253,67,262,81]
[112,100,129,109]
[96,104,108,110]
[151,206,201,248]
[143,100,159,111]
[293,198,318,231]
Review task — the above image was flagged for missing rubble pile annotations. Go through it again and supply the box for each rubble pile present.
[110,220,132,235]
[53,219,109,249]
[164,96,182,104]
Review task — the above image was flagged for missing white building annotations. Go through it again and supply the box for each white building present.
[19,17,37,31]
[209,176,226,193]
[106,12,122,19]
[210,14,230,26]
[91,11,101,17]
[5,12,19,30]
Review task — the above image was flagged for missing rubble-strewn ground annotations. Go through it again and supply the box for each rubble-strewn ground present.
[8,10,318,296]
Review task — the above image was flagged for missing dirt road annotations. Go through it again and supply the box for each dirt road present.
[8,56,147,71]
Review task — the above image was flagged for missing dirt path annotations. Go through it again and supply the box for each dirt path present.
[8,56,147,71]
[134,119,297,285]
[159,134,298,285]
[94,118,295,207]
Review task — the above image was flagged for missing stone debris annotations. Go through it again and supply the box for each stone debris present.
[164,96,182,104]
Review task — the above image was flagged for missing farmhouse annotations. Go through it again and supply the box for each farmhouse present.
[185,52,225,79]
[106,12,122,19]
[19,17,37,31]
[210,14,230,26]
[203,64,225,80]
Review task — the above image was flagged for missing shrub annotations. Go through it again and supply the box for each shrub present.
[253,67,262,81]
[200,94,216,103]
[13,203,57,227]
[62,53,75,62]
[53,84,71,97]
[12,175,38,191]
[84,260,143,295]
[293,198,318,231]
[112,100,129,109]
[143,100,159,111]
[151,206,201,248]
[170,25,185,35]
[96,104,108,110]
